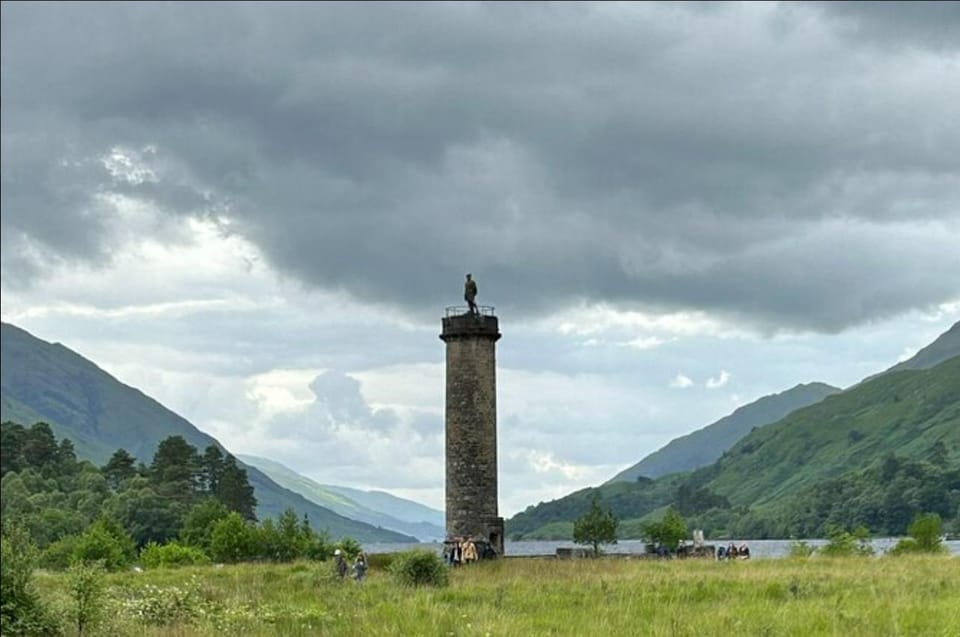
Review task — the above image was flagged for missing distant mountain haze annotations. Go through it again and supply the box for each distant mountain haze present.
[0,322,416,542]
[607,382,841,483]
[238,453,445,541]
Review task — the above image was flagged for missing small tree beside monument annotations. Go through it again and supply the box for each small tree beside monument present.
[573,495,619,556]
[641,507,688,554]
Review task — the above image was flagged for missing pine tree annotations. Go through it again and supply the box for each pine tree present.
[215,455,257,521]
[102,449,137,491]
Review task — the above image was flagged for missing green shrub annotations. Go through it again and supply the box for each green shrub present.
[210,512,260,563]
[890,513,947,555]
[335,537,362,560]
[66,561,106,636]
[1,523,60,636]
[641,507,687,553]
[819,525,874,557]
[787,541,816,558]
[40,534,82,570]
[389,549,449,588]
[73,522,130,570]
[140,541,212,569]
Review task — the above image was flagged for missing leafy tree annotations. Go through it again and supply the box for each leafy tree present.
[105,480,183,547]
[210,512,260,563]
[72,519,135,571]
[0,471,33,518]
[1,523,59,636]
[180,499,231,554]
[66,561,106,636]
[891,513,947,555]
[573,495,619,556]
[819,524,874,557]
[301,515,333,560]
[641,507,688,552]
[261,509,310,562]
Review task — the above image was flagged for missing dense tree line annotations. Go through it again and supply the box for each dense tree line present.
[0,421,345,570]
[686,455,960,539]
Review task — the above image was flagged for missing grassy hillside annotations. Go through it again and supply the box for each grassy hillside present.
[0,322,414,542]
[697,356,960,508]
[508,356,959,539]
[239,454,445,541]
[608,382,840,482]
[875,320,960,376]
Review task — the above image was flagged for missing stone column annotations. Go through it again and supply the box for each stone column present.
[440,310,504,555]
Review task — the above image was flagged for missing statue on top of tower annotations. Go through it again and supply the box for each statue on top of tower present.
[464,273,478,315]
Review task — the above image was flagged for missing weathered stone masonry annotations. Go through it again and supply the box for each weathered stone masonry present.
[440,311,504,555]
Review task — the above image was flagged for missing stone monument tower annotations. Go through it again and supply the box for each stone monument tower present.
[440,304,504,555]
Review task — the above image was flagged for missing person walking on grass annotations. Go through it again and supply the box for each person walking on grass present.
[353,552,368,583]
[334,549,348,580]
[463,537,478,564]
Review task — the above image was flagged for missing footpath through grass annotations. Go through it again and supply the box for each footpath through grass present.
[35,555,960,636]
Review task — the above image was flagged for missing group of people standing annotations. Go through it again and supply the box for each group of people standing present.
[443,537,480,566]
[717,543,750,560]
[334,548,368,582]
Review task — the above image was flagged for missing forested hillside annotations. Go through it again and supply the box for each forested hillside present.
[0,322,414,542]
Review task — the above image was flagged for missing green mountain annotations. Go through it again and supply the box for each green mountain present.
[238,454,445,541]
[869,320,960,378]
[507,322,960,539]
[697,356,960,509]
[607,382,841,482]
[0,322,415,543]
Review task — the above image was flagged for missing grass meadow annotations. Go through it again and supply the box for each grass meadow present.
[35,554,960,637]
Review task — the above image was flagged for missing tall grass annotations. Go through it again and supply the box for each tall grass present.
[34,555,960,636]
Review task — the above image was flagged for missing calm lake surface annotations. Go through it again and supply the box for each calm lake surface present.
[364,538,960,558]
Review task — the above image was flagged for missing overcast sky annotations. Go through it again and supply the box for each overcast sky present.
[2,2,958,516]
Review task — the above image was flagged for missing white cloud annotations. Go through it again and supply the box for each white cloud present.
[669,373,694,389]
[706,370,731,389]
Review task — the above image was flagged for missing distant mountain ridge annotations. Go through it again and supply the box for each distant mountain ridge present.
[238,454,445,541]
[509,321,960,539]
[0,322,415,543]
[868,320,960,380]
[508,354,959,539]
[608,382,841,482]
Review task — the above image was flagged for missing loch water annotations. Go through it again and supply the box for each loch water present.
[363,538,960,558]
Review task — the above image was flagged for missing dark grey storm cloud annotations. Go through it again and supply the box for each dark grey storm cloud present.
[2,2,958,330]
